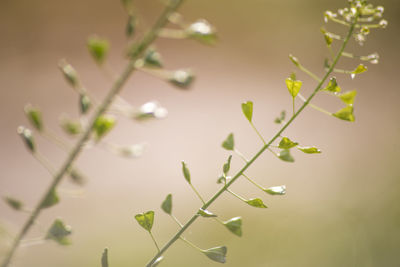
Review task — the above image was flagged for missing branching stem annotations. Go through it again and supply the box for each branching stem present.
[0,1,185,266]
[145,12,359,267]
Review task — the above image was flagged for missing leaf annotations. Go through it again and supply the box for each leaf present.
[278,137,298,149]
[320,28,333,46]
[186,19,217,45]
[4,196,24,211]
[274,110,286,124]
[169,69,194,89]
[59,60,80,88]
[101,248,109,267]
[241,101,253,122]
[264,185,286,195]
[333,106,355,122]
[223,217,242,237]
[17,126,35,152]
[285,78,302,98]
[134,211,155,232]
[46,219,72,245]
[161,194,172,215]
[222,133,234,151]
[61,118,82,135]
[339,90,357,105]
[79,94,91,114]
[181,161,191,184]
[144,48,163,68]
[202,246,227,263]
[24,104,43,131]
[246,198,268,208]
[68,168,87,185]
[323,77,341,93]
[198,208,217,218]
[278,149,295,163]
[351,64,367,79]
[289,54,300,67]
[87,36,110,65]
[297,146,321,154]
[93,115,116,140]
[41,189,60,209]
[324,58,331,70]
[223,155,232,175]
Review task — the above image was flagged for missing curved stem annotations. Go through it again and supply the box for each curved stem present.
[0,1,184,266]
[145,13,359,267]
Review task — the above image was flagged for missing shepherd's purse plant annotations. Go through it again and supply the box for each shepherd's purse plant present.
[1,0,387,266]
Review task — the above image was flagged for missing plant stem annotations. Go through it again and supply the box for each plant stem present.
[226,189,248,203]
[292,98,296,116]
[242,173,265,192]
[298,64,321,82]
[33,152,56,175]
[297,93,333,116]
[179,237,204,252]
[149,231,161,253]
[42,128,71,152]
[234,148,248,162]
[170,215,184,228]
[250,122,266,145]
[0,1,184,266]
[189,184,206,205]
[145,12,359,267]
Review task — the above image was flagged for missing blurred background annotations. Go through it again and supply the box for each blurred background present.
[1,0,400,266]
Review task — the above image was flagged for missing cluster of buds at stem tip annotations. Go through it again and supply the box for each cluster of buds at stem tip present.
[324,1,387,46]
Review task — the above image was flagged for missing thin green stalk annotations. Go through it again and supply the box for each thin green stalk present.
[298,64,322,82]
[292,98,296,116]
[0,2,184,267]
[268,147,280,158]
[179,237,203,252]
[42,128,71,152]
[149,231,161,253]
[250,122,266,145]
[33,152,56,175]
[297,93,333,116]
[242,173,265,192]
[190,184,206,205]
[226,189,247,203]
[213,216,226,226]
[234,148,248,162]
[145,12,359,267]
[170,215,183,228]
[332,68,352,74]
